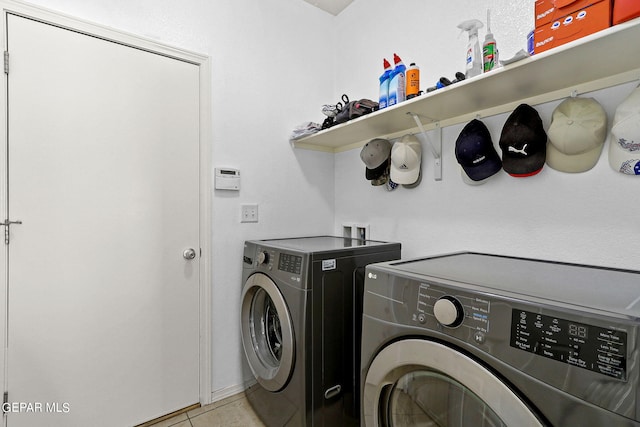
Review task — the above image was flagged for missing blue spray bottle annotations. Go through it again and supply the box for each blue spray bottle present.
[378,58,392,109]
[388,53,406,107]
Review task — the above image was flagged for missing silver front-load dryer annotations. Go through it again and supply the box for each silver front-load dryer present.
[241,236,401,426]
[361,252,640,426]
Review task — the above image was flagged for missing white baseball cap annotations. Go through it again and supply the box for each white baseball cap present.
[390,135,422,185]
[609,85,640,176]
[546,97,607,173]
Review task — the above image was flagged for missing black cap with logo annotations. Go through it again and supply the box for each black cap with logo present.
[499,104,547,177]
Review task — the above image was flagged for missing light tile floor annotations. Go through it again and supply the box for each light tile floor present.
[150,391,265,427]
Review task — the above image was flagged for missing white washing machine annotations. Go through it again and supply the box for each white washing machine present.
[241,236,401,426]
[361,252,640,426]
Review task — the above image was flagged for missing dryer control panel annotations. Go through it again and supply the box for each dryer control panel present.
[400,278,632,382]
[414,283,491,336]
[510,309,627,380]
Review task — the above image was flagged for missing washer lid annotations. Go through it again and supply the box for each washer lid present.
[254,236,398,254]
[384,252,640,318]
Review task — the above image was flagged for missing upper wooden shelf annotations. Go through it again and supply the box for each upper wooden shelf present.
[292,18,640,152]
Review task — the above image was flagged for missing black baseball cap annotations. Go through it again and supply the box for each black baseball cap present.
[499,104,547,177]
[455,119,502,182]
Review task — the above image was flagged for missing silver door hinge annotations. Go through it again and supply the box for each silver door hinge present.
[0,219,22,244]
[3,51,8,74]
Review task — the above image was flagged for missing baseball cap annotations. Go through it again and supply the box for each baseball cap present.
[455,119,502,183]
[369,162,391,186]
[609,85,640,176]
[499,104,547,177]
[546,97,607,173]
[360,138,391,180]
[390,135,422,185]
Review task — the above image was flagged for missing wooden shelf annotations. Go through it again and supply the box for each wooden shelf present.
[293,18,640,153]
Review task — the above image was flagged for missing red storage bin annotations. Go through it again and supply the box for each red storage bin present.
[613,0,640,25]
[534,0,612,54]
[535,0,596,26]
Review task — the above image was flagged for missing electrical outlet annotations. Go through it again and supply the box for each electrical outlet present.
[241,204,259,223]
[342,223,369,240]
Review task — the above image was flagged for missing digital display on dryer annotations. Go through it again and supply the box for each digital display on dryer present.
[510,309,627,380]
[278,253,302,275]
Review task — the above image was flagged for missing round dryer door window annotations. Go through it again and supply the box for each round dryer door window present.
[363,339,544,427]
[241,273,294,392]
[384,371,507,426]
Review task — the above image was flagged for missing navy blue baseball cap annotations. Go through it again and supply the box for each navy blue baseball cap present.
[455,119,502,182]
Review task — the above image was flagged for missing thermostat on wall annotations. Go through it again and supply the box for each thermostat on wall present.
[215,167,240,191]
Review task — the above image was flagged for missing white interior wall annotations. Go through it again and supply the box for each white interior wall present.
[333,0,534,102]
[335,82,639,267]
[17,0,640,404]
[333,0,639,270]
[23,0,337,399]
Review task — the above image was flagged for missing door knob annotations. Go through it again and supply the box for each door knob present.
[183,248,197,260]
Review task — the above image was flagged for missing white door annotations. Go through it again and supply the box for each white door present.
[2,13,200,427]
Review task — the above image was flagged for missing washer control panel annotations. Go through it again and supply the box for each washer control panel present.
[243,243,306,288]
[277,252,302,275]
[254,248,276,270]
[251,247,303,276]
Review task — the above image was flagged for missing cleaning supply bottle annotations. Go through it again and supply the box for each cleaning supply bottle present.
[387,53,406,107]
[378,58,392,109]
[406,63,420,99]
[483,10,499,72]
[457,19,483,79]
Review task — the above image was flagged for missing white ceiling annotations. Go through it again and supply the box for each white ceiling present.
[302,0,354,16]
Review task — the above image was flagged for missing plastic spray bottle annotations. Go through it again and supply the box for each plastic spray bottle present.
[378,58,392,109]
[387,53,406,107]
[483,10,499,72]
[457,19,483,79]
[406,63,420,99]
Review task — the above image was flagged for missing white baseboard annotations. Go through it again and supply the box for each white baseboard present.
[210,379,257,403]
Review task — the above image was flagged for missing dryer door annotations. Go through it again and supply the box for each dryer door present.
[241,273,295,392]
[363,339,545,427]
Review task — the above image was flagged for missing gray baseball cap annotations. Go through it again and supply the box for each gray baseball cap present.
[360,138,391,180]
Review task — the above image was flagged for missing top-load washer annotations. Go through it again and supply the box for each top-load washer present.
[361,252,640,426]
[241,236,401,426]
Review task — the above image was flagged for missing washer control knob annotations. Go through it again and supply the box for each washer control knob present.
[433,296,464,327]
[257,251,269,265]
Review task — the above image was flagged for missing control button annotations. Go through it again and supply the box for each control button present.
[257,251,269,265]
[433,296,464,327]
[474,331,486,345]
[417,313,427,324]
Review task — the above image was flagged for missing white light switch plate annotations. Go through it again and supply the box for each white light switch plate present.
[241,204,258,223]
